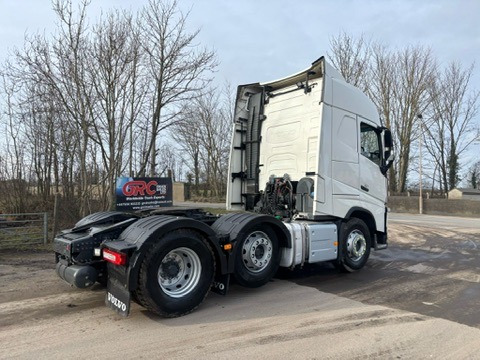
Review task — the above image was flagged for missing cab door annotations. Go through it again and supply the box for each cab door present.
[358,119,387,204]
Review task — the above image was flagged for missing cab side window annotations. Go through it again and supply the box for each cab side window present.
[360,123,381,166]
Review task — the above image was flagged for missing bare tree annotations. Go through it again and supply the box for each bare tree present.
[424,62,479,194]
[0,0,218,221]
[367,44,397,191]
[388,46,435,192]
[172,86,232,198]
[156,143,183,181]
[10,0,95,215]
[172,109,202,193]
[87,10,143,208]
[329,35,435,193]
[0,72,29,212]
[328,32,371,91]
[20,82,57,201]
[136,0,217,177]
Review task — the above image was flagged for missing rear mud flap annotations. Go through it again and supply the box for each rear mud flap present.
[211,274,230,296]
[106,277,131,317]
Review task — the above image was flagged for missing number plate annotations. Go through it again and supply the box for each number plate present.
[106,278,131,317]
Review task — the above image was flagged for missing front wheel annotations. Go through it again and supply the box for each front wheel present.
[135,229,215,317]
[233,226,280,288]
[338,218,371,272]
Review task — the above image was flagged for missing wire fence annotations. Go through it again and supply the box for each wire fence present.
[0,213,48,250]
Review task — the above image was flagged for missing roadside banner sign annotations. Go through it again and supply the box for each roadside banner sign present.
[115,177,173,211]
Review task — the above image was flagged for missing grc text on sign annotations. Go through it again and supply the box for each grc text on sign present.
[116,177,172,211]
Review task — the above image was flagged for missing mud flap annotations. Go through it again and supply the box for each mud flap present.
[106,277,131,317]
[211,274,230,296]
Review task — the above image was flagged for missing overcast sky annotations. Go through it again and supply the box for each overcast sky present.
[1,0,479,84]
[0,0,479,164]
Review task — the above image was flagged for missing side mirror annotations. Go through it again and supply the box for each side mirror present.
[381,128,394,175]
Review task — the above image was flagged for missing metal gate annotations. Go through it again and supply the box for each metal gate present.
[0,213,48,249]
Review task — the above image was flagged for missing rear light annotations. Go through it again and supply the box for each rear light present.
[103,249,127,266]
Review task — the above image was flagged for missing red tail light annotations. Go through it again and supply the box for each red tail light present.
[103,249,127,266]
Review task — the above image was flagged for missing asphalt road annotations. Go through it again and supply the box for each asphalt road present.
[389,212,480,230]
[0,212,479,359]
[284,212,480,329]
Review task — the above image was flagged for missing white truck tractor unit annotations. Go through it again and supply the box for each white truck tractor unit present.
[227,56,393,271]
[54,56,394,317]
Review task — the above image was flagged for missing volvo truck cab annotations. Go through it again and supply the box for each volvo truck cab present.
[227,56,393,270]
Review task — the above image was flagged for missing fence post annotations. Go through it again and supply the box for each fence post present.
[43,212,48,245]
[52,193,59,242]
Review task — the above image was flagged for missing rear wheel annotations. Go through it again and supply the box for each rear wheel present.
[234,226,280,288]
[338,218,371,272]
[135,229,215,317]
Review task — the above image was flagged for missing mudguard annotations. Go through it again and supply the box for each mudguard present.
[211,213,291,273]
[106,215,228,291]
[72,211,140,232]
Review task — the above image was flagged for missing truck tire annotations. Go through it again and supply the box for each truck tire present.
[234,225,280,288]
[135,229,215,317]
[338,218,371,272]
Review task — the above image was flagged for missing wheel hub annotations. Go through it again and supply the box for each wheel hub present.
[162,260,181,279]
[241,231,273,273]
[346,230,366,262]
[157,247,202,298]
[255,246,265,259]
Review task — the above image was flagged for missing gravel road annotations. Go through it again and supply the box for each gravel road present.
[1,217,479,359]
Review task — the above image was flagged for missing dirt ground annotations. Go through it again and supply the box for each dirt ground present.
[1,218,480,359]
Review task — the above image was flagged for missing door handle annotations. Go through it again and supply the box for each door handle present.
[361,184,369,192]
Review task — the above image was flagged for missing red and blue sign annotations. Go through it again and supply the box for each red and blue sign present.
[116,177,173,211]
